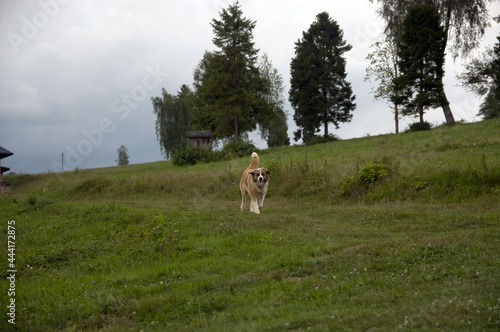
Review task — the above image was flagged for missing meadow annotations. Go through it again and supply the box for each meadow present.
[1,119,500,331]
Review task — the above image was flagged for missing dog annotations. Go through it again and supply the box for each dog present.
[240,152,270,214]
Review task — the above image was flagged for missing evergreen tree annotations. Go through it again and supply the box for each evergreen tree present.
[289,12,355,143]
[396,4,447,123]
[192,2,268,145]
[151,85,194,159]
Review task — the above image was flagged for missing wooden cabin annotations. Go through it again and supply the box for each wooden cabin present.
[185,130,212,150]
[0,146,13,194]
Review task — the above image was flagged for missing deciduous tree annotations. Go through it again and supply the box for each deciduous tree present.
[365,36,402,133]
[370,0,499,124]
[151,85,194,159]
[257,53,290,147]
[115,145,129,166]
[458,34,500,119]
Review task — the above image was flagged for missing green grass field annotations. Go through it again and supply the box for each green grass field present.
[1,119,500,331]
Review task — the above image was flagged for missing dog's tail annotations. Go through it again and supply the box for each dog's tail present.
[248,152,259,169]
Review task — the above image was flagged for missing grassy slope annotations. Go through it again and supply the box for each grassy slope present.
[1,119,500,331]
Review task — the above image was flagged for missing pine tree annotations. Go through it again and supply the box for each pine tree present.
[396,4,447,123]
[289,12,355,143]
[192,2,268,145]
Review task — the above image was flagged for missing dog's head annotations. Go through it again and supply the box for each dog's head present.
[250,168,270,187]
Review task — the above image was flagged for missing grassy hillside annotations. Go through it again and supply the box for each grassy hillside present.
[1,119,500,331]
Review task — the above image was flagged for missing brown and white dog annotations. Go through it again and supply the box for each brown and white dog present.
[240,152,270,214]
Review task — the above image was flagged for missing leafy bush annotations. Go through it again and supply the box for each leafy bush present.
[340,162,389,197]
[221,140,258,158]
[172,147,218,166]
[406,121,432,132]
[173,140,258,166]
[358,163,388,185]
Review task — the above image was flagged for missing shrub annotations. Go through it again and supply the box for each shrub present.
[406,121,432,132]
[222,140,258,158]
[173,140,258,166]
[305,134,341,145]
[358,163,388,186]
[340,162,390,197]
[172,147,215,166]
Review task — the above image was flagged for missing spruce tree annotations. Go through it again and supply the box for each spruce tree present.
[289,12,355,143]
[192,2,267,145]
[396,4,447,123]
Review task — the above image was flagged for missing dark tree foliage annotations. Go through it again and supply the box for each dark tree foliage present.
[192,2,269,145]
[370,0,499,124]
[460,34,500,119]
[492,35,500,102]
[151,85,194,159]
[289,12,356,143]
[370,0,497,59]
[460,35,500,95]
[478,91,500,119]
[395,4,447,123]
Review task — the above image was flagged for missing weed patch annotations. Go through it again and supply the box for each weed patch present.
[74,177,112,195]
[340,161,393,199]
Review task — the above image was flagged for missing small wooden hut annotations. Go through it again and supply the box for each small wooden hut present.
[0,146,13,194]
[185,130,212,150]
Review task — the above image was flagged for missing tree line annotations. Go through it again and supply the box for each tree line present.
[152,0,499,158]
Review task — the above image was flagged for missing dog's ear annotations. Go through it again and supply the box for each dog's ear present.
[249,171,255,176]
[266,170,270,175]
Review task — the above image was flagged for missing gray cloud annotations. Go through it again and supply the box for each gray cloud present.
[1,0,498,173]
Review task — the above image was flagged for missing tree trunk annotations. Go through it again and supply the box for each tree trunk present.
[324,115,329,137]
[439,80,455,124]
[234,113,239,145]
[442,104,455,124]
[394,104,399,134]
[419,105,424,123]
[440,7,456,125]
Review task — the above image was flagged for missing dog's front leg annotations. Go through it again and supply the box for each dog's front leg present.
[259,193,266,208]
[250,198,260,214]
[240,190,246,211]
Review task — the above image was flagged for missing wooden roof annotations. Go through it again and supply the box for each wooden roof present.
[0,146,13,159]
[185,130,212,138]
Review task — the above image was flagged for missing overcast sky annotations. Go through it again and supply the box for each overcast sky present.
[1,0,499,174]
